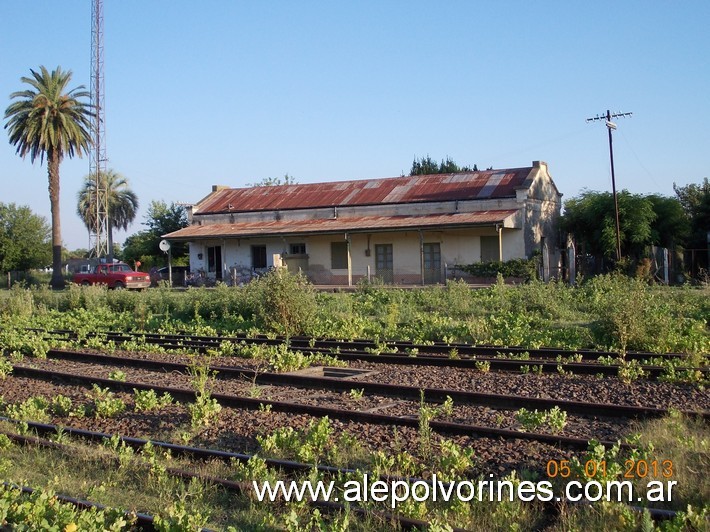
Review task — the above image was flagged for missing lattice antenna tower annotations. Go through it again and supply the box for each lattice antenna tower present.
[89,0,109,259]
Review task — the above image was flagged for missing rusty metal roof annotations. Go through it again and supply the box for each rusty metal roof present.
[196,167,534,215]
[164,210,518,240]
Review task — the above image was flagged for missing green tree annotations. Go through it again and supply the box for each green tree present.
[122,201,188,267]
[409,155,477,175]
[76,169,139,262]
[0,203,52,272]
[645,194,690,249]
[247,173,297,186]
[674,178,710,249]
[562,190,657,262]
[4,66,92,289]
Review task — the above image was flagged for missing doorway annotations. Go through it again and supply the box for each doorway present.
[423,243,441,283]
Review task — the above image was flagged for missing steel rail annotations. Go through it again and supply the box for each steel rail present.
[0,428,454,532]
[33,327,700,362]
[32,329,702,379]
[2,481,161,531]
[9,364,627,450]
[0,421,679,526]
[43,348,709,421]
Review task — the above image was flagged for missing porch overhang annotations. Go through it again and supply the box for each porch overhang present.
[163,210,519,241]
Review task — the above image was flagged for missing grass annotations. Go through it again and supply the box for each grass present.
[632,411,709,511]
[0,427,258,530]
[2,272,708,359]
[0,273,708,529]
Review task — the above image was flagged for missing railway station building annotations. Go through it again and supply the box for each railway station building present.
[163,160,563,285]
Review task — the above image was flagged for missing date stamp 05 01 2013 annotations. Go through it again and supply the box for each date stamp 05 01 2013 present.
[546,459,674,480]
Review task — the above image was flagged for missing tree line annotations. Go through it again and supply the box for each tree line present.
[562,183,709,267]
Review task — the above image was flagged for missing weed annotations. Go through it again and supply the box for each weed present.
[435,439,475,479]
[258,416,334,464]
[546,406,568,434]
[617,360,647,384]
[556,364,573,377]
[440,395,454,417]
[153,501,210,532]
[348,388,365,401]
[0,485,132,530]
[5,396,50,422]
[418,391,438,461]
[0,359,12,379]
[108,369,127,382]
[515,408,547,432]
[133,389,174,412]
[87,385,126,418]
[475,360,491,373]
[187,360,222,428]
[50,395,74,417]
[515,406,568,433]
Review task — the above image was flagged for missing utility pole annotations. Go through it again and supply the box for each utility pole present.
[586,110,632,262]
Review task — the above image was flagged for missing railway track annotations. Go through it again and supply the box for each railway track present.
[2,481,162,531]
[10,363,625,450]
[0,418,682,528]
[31,328,708,378]
[40,348,708,421]
[1,335,702,529]
[0,422,453,532]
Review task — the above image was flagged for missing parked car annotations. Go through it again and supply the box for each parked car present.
[72,263,150,290]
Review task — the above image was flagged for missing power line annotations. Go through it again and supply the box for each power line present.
[586,110,633,262]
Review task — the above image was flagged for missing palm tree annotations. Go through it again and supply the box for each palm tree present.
[4,66,92,289]
[77,169,139,262]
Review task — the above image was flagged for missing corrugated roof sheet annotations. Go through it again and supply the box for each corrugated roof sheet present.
[196,167,533,214]
[165,210,518,240]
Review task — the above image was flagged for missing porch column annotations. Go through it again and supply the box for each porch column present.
[346,233,352,287]
[419,230,425,285]
[222,239,227,281]
[497,225,503,261]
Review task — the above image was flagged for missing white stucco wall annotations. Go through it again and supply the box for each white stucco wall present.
[187,226,526,284]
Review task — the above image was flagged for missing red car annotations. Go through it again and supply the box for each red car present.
[72,263,150,290]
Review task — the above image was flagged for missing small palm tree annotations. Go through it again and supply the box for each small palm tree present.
[4,66,92,289]
[77,169,139,262]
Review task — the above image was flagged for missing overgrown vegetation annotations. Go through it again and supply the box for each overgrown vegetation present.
[0,271,707,360]
[458,257,539,281]
[0,270,707,529]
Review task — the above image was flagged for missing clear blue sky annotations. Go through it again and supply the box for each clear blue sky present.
[2,1,709,250]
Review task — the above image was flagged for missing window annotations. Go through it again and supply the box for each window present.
[251,245,267,269]
[480,236,499,262]
[331,242,348,269]
[289,243,306,255]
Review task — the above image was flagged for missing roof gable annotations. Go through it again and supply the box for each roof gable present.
[196,166,536,215]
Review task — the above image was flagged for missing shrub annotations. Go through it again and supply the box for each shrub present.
[458,258,539,281]
[246,269,317,337]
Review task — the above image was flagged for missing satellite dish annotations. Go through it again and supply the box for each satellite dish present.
[159,239,171,252]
